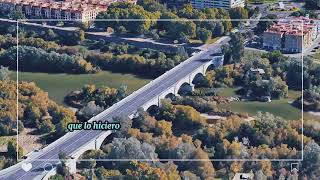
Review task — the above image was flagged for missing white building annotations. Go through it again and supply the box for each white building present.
[191,0,245,9]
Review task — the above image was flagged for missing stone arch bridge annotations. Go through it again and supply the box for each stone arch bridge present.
[0,36,229,180]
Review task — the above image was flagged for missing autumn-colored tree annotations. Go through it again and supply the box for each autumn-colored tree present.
[155,120,172,136]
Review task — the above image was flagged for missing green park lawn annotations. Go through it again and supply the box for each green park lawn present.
[217,88,320,121]
[10,71,151,105]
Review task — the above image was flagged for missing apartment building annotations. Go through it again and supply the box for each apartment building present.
[263,30,284,51]
[191,0,245,9]
[263,17,319,53]
[0,0,137,22]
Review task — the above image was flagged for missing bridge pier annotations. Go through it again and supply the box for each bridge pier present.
[66,159,77,174]
[63,130,112,175]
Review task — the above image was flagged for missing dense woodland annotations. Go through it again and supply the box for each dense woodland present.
[65,84,127,121]
[0,68,78,169]
[95,0,250,43]
[50,97,320,179]
[0,27,189,77]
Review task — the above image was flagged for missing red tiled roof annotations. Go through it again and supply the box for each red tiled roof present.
[0,0,130,12]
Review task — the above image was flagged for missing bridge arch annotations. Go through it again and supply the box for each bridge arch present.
[146,105,160,117]
[177,82,194,95]
[164,93,176,101]
[189,70,205,83]
[70,131,112,160]
[141,96,159,111]
[191,73,207,88]
[204,62,215,73]
[158,86,176,99]
[67,130,112,173]
[175,77,191,93]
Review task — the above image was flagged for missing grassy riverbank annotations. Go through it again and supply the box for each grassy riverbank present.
[217,88,319,121]
[11,71,151,105]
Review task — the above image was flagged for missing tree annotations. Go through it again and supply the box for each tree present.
[117,84,127,101]
[96,3,159,34]
[0,66,10,81]
[55,117,74,136]
[174,105,206,129]
[155,120,172,136]
[24,105,41,127]
[181,171,200,180]
[56,151,69,176]
[127,161,167,179]
[222,44,232,64]
[95,167,121,179]
[17,120,24,133]
[112,116,132,137]
[254,14,277,34]
[213,22,225,36]
[230,32,245,64]
[116,26,127,34]
[255,170,267,180]
[76,22,90,31]
[82,158,96,178]
[39,119,55,134]
[191,148,215,179]
[77,30,85,42]
[302,141,320,178]
[285,60,305,90]
[0,116,13,136]
[229,7,249,27]
[1,46,95,74]
[7,140,23,159]
[77,101,104,121]
[9,10,25,20]
[46,29,57,41]
[106,137,158,167]
[173,142,196,159]
[196,28,212,43]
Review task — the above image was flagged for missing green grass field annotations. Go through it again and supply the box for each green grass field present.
[217,88,320,121]
[10,71,151,105]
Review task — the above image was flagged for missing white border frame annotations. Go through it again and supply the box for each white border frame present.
[15,18,305,162]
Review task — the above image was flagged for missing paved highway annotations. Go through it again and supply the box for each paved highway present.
[0,36,230,180]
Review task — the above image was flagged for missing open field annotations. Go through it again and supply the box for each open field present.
[10,71,151,105]
[217,88,320,121]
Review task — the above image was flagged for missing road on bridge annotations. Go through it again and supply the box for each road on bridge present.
[0,36,230,180]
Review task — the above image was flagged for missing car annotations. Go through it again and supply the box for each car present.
[34,149,41,152]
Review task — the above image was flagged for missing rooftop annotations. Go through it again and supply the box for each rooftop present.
[264,16,318,37]
[0,0,136,12]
